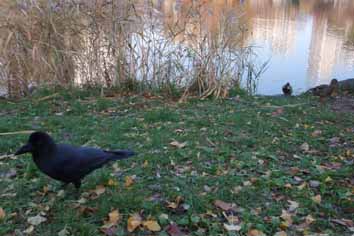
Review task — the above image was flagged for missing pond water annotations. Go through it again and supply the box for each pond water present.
[154,0,354,95]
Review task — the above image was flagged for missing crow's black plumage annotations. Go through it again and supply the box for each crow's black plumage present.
[15,132,136,188]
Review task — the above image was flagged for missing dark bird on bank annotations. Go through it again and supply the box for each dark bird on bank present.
[282,82,293,96]
[15,132,136,189]
[312,78,339,102]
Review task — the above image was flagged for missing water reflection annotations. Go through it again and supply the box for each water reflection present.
[154,0,354,94]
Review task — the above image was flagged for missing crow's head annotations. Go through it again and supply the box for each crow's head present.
[15,131,55,155]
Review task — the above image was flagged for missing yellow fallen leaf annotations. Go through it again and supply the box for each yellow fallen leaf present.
[325,176,332,182]
[311,195,321,204]
[248,229,266,236]
[0,207,5,220]
[125,176,134,188]
[107,179,118,186]
[305,215,315,225]
[298,182,307,190]
[280,210,293,227]
[143,160,148,168]
[127,214,142,232]
[108,209,120,225]
[143,220,161,232]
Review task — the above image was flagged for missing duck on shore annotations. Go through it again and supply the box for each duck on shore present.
[282,82,293,96]
[311,79,339,102]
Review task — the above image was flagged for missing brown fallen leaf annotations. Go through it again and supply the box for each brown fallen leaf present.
[214,200,235,211]
[143,220,161,232]
[0,207,5,220]
[311,130,322,137]
[100,226,117,236]
[125,176,135,188]
[127,213,142,232]
[93,185,106,196]
[166,196,183,209]
[248,229,266,236]
[331,218,353,228]
[170,141,187,149]
[166,223,185,236]
[311,195,321,204]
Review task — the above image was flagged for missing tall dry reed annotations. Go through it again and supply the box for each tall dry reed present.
[0,0,265,98]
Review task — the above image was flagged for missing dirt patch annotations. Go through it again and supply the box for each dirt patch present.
[331,95,354,113]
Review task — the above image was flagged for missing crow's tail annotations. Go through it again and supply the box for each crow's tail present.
[107,150,136,160]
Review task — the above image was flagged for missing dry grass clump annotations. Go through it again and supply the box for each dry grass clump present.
[0,0,264,98]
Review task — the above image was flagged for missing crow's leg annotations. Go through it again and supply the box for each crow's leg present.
[61,182,69,189]
[74,181,81,189]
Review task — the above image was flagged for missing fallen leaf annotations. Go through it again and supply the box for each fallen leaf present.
[125,176,134,188]
[280,210,293,227]
[331,218,353,228]
[274,231,287,236]
[248,229,266,236]
[288,200,299,212]
[311,130,322,137]
[142,160,148,168]
[107,209,120,225]
[223,223,241,231]
[23,225,34,234]
[0,207,5,220]
[305,215,315,225]
[311,195,321,204]
[143,220,161,232]
[325,176,332,182]
[57,190,65,197]
[297,182,307,190]
[100,226,117,236]
[58,226,70,236]
[94,185,106,196]
[300,143,310,152]
[166,196,183,209]
[107,179,118,186]
[127,213,142,232]
[166,223,184,236]
[214,200,234,211]
[272,108,284,116]
[27,214,47,225]
[309,180,320,188]
[170,141,187,149]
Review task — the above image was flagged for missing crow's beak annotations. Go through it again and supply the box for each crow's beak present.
[15,143,33,155]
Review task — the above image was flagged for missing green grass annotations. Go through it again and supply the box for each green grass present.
[0,91,353,236]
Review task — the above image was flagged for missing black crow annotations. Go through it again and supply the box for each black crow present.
[15,132,135,189]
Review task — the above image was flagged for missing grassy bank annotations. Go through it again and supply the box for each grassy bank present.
[0,90,353,235]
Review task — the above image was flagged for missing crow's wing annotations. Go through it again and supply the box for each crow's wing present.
[51,144,113,182]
